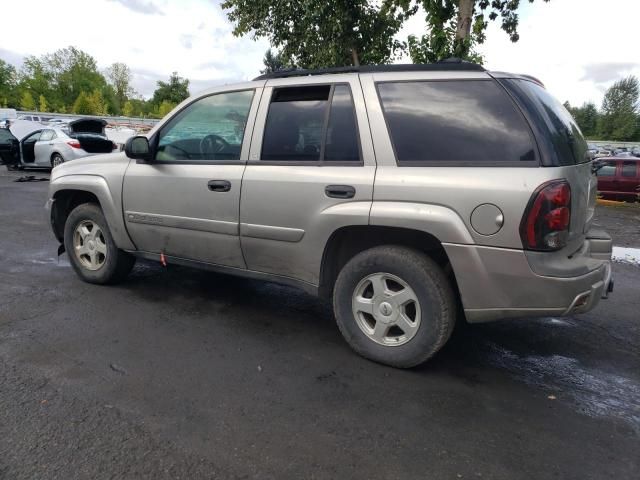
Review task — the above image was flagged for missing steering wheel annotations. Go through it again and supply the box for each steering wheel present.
[199,134,229,157]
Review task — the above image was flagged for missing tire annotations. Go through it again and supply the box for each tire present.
[333,246,456,368]
[51,153,64,168]
[64,203,135,284]
[6,164,19,171]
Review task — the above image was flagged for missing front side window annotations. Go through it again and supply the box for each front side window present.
[156,90,254,162]
[261,84,360,162]
[621,161,637,177]
[23,131,41,143]
[377,80,536,164]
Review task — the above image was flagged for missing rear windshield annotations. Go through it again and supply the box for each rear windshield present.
[506,79,589,165]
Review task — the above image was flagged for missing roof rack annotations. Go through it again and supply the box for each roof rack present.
[253,58,485,80]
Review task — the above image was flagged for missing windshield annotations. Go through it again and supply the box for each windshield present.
[507,79,589,165]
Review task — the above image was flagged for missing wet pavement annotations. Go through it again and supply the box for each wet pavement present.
[1,167,639,479]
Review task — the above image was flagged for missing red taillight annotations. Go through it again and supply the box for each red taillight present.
[67,140,81,149]
[520,180,571,251]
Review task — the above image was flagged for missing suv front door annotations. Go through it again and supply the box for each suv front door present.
[240,76,376,286]
[122,86,262,268]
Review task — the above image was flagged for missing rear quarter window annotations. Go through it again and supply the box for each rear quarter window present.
[377,80,536,165]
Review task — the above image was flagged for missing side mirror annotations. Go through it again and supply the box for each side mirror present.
[125,135,152,161]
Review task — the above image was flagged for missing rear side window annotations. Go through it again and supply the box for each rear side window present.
[377,80,535,164]
[39,130,54,141]
[261,84,360,162]
[622,161,637,177]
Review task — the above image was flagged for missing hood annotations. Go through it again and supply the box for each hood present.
[68,118,107,134]
[9,120,42,140]
[50,151,130,180]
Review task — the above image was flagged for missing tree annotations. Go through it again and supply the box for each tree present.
[261,48,287,74]
[72,91,94,114]
[0,59,18,107]
[106,62,134,109]
[405,0,551,63]
[599,76,639,141]
[88,89,108,115]
[222,0,414,68]
[573,102,599,138]
[157,100,176,118]
[20,91,35,111]
[39,94,48,113]
[152,72,189,106]
[122,100,134,117]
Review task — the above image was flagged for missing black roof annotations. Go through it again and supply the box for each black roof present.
[253,58,485,80]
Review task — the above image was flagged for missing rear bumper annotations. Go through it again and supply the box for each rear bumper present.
[445,232,613,323]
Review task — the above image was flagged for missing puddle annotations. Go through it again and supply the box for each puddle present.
[486,343,640,433]
[612,246,640,265]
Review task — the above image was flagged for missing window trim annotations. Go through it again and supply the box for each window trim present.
[148,88,256,166]
[254,82,364,167]
[375,78,540,168]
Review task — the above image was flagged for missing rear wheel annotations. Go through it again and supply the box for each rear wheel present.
[64,203,135,284]
[51,153,64,168]
[333,246,456,368]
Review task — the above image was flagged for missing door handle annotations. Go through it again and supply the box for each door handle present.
[325,185,356,199]
[48,143,54,145]
[207,180,231,192]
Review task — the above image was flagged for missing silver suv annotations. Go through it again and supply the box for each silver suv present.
[44,62,613,368]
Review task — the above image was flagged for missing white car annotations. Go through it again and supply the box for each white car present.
[1,118,117,168]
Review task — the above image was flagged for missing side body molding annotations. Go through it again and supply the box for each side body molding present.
[369,202,475,245]
[48,174,136,251]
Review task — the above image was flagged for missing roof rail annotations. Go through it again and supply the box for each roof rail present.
[253,58,485,80]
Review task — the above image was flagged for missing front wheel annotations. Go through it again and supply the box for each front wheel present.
[333,246,456,368]
[64,203,135,284]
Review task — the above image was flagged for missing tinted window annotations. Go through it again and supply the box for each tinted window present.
[261,84,360,162]
[508,79,589,165]
[377,80,535,163]
[39,130,54,141]
[622,161,637,177]
[23,131,41,143]
[597,162,616,176]
[156,90,254,162]
[324,85,360,161]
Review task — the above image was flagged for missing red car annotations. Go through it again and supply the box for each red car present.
[596,157,640,201]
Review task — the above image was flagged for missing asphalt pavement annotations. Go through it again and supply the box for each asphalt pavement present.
[1,167,638,479]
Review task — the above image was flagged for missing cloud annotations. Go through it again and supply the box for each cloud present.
[581,62,640,85]
[108,0,163,15]
[180,34,194,49]
[0,48,24,68]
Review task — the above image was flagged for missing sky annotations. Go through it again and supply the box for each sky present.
[1,0,639,107]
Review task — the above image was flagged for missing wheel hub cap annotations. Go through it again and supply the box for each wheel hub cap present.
[352,272,422,347]
[72,220,107,271]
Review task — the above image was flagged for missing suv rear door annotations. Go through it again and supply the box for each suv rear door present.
[619,160,640,199]
[240,75,375,285]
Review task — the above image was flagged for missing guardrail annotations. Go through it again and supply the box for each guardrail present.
[16,110,160,126]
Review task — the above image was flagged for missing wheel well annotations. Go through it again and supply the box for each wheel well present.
[50,152,62,161]
[318,225,460,301]
[51,190,101,242]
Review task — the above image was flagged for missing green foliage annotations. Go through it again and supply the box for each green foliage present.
[39,94,48,113]
[20,91,35,111]
[72,91,93,114]
[122,100,134,117]
[404,0,550,63]
[0,59,18,107]
[152,72,189,105]
[599,76,639,141]
[157,100,177,118]
[222,0,414,67]
[261,49,288,74]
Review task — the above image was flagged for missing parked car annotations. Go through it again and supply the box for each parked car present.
[596,157,640,201]
[0,108,17,128]
[17,114,47,123]
[41,62,613,368]
[1,118,117,169]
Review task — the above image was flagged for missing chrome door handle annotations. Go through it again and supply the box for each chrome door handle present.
[207,180,231,192]
[325,185,355,199]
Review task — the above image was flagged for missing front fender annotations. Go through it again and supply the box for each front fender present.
[48,174,135,250]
